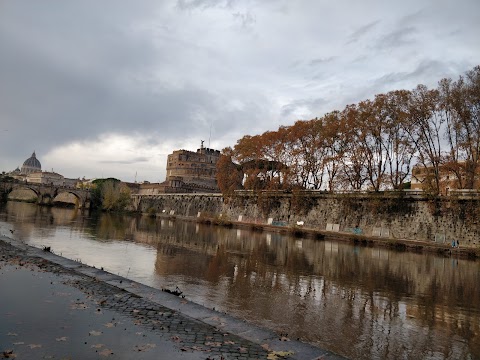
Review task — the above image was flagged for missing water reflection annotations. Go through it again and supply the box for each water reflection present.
[1,202,479,359]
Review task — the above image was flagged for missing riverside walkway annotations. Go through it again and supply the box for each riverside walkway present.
[0,236,344,360]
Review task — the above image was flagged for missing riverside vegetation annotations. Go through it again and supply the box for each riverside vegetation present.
[216,65,480,197]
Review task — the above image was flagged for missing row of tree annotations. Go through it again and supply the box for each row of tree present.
[217,65,480,195]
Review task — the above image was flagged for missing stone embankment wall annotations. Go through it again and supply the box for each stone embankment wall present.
[134,192,480,248]
[135,194,224,217]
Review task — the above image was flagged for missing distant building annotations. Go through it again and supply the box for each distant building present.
[27,171,65,186]
[8,151,80,187]
[410,162,480,195]
[21,151,42,175]
[137,142,221,194]
[9,151,42,181]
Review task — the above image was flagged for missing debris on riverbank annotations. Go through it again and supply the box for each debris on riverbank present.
[0,236,344,360]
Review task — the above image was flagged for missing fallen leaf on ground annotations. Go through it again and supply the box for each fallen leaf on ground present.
[27,344,42,349]
[205,342,222,347]
[89,330,102,336]
[70,302,89,310]
[171,336,182,342]
[91,344,104,349]
[267,350,295,359]
[103,323,115,328]
[99,348,114,357]
[1,350,16,358]
[55,337,67,342]
[224,340,235,345]
[134,344,156,352]
[261,344,270,350]
[280,336,290,341]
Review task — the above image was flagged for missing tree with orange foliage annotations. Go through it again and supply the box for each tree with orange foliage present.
[440,66,480,189]
[406,85,444,194]
[322,111,344,192]
[337,105,368,190]
[288,119,327,189]
[379,90,416,189]
[216,147,244,196]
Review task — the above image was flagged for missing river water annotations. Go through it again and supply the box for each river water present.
[0,201,479,359]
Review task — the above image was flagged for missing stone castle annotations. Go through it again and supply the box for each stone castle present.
[138,142,221,194]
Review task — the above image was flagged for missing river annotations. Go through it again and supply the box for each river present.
[0,201,479,359]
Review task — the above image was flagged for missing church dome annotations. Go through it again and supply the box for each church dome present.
[21,151,42,174]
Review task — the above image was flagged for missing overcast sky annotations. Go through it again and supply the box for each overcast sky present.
[0,0,478,182]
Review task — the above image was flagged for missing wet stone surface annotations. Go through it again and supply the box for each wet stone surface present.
[0,240,298,359]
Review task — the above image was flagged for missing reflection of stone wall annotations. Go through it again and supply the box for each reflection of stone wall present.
[136,193,480,247]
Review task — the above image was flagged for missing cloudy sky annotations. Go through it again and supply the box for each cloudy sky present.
[0,0,478,182]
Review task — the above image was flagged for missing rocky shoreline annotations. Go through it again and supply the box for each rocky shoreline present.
[0,235,344,360]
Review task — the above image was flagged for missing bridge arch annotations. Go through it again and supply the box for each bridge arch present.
[53,191,82,207]
[8,186,40,203]
[5,183,91,209]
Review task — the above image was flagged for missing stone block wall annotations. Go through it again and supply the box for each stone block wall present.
[135,193,480,247]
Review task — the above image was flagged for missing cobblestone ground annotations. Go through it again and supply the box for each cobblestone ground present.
[1,239,323,360]
[66,278,269,359]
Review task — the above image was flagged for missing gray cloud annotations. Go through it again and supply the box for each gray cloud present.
[347,20,380,44]
[99,157,150,164]
[280,98,328,119]
[375,26,417,50]
[233,11,256,30]
[309,57,337,67]
[0,0,479,181]
[176,0,236,10]
[372,59,463,90]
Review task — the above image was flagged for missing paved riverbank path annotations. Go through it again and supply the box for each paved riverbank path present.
[0,236,344,360]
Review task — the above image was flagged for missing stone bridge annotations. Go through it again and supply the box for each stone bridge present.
[4,183,91,208]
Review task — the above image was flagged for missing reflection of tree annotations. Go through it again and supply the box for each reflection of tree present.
[90,211,135,241]
[133,219,480,359]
